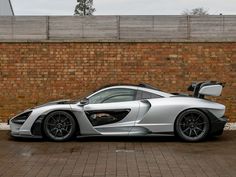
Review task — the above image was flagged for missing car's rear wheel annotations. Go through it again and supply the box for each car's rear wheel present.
[175,109,210,142]
[43,111,76,141]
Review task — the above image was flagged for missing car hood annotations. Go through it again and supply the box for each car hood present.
[33,99,77,109]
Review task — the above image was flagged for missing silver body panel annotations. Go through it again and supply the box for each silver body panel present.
[9,85,226,138]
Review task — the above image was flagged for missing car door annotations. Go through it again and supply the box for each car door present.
[83,87,140,135]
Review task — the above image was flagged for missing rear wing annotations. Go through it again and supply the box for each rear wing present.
[188,81,225,98]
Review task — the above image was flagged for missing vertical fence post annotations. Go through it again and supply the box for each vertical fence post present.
[222,15,225,37]
[117,16,120,40]
[11,16,13,40]
[187,15,191,40]
[46,16,49,40]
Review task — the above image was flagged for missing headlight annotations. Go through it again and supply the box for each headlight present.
[12,111,32,124]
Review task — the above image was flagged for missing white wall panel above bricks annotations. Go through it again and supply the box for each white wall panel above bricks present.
[82,16,118,39]
[153,16,187,39]
[49,16,84,39]
[0,15,236,41]
[0,16,48,40]
[0,16,12,39]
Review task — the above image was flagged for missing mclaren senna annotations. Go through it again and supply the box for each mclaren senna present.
[9,81,227,142]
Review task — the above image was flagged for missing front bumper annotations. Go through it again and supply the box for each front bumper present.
[8,118,43,139]
[9,119,23,136]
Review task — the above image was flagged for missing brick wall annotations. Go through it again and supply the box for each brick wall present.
[0,42,235,122]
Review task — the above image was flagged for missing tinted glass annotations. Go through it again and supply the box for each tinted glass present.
[140,91,161,99]
[89,88,136,104]
[103,95,135,103]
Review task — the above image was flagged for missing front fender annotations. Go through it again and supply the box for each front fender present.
[19,104,71,136]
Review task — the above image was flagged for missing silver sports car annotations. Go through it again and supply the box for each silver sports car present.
[9,81,227,142]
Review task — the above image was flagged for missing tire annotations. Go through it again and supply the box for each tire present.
[175,109,210,142]
[43,111,76,141]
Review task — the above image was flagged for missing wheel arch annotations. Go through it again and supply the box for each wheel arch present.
[173,108,212,134]
[31,109,80,138]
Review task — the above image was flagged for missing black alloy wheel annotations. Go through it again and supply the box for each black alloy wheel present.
[175,109,210,142]
[43,111,76,141]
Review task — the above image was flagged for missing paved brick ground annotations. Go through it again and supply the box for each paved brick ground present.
[0,131,236,177]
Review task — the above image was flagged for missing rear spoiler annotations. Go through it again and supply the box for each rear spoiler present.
[188,81,225,98]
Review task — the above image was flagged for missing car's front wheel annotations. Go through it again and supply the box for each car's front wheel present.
[175,109,210,142]
[43,111,76,141]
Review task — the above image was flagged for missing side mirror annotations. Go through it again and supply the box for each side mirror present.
[80,98,89,105]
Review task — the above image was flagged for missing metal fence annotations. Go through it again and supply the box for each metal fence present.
[0,15,236,41]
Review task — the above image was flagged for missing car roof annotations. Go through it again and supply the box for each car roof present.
[96,83,160,91]
[88,83,173,98]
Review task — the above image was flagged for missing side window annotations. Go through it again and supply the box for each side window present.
[138,91,161,100]
[103,95,135,103]
[89,88,137,104]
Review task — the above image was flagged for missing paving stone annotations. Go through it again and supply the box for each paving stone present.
[0,131,236,177]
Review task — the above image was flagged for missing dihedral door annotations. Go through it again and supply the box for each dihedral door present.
[83,101,140,135]
[83,87,140,135]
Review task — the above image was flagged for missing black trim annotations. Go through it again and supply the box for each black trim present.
[11,133,42,139]
[201,109,227,136]
[85,109,131,126]
[138,83,160,91]
[31,115,45,136]
[210,116,227,136]
[171,93,189,97]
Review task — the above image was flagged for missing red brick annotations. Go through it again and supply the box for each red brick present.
[0,42,235,122]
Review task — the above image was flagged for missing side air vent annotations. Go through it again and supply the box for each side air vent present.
[85,109,131,126]
[12,111,32,124]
